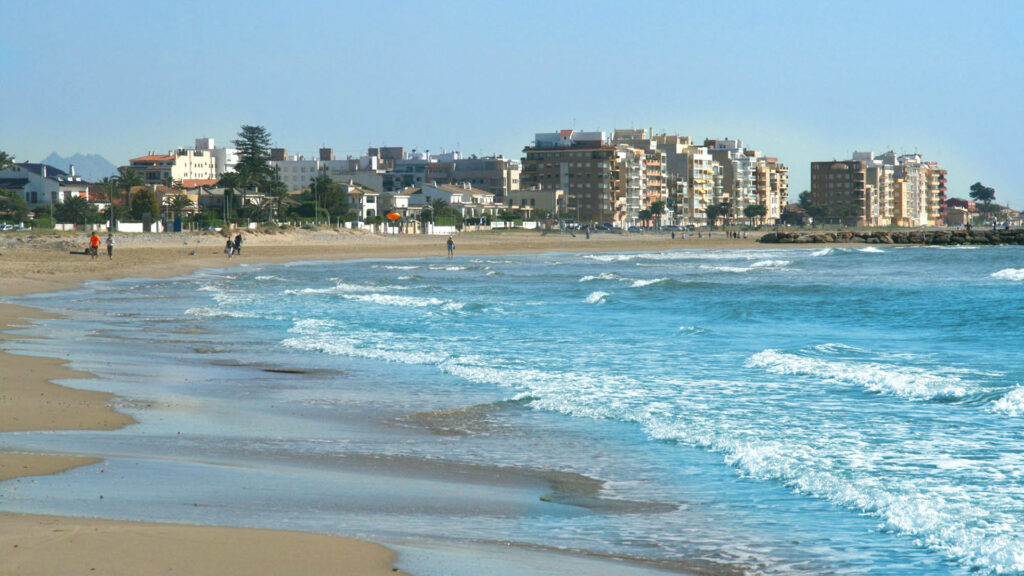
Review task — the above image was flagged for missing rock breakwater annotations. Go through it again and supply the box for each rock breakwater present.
[759,229,1024,245]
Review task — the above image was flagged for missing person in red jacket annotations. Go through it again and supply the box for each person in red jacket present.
[89,232,101,259]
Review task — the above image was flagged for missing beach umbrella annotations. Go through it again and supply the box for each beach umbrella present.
[386,212,401,221]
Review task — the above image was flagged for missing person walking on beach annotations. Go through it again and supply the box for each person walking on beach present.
[106,233,114,259]
[233,233,243,255]
[89,232,101,259]
[225,238,234,257]
[446,235,455,258]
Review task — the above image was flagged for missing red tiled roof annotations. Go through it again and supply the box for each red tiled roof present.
[130,154,175,163]
[180,178,219,189]
[559,129,574,136]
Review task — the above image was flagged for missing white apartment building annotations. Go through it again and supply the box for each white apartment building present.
[195,137,238,177]
[129,148,217,185]
[269,154,321,191]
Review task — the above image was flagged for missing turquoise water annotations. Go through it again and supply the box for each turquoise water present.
[3,245,1024,574]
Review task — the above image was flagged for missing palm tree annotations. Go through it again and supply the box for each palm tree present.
[116,166,144,217]
[430,198,451,225]
[267,180,289,222]
[99,176,120,228]
[0,151,15,171]
[170,194,194,220]
[650,200,666,229]
[218,172,242,222]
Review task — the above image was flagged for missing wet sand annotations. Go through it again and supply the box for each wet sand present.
[0,228,769,575]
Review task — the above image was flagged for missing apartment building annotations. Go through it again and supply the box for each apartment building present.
[810,160,869,225]
[423,155,521,201]
[268,150,320,191]
[755,157,789,223]
[652,134,717,225]
[194,137,238,177]
[820,151,945,227]
[521,130,622,224]
[923,162,947,225]
[129,148,216,185]
[612,130,668,224]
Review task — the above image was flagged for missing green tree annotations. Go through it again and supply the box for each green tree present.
[307,176,349,223]
[233,125,274,209]
[798,191,827,227]
[0,150,15,171]
[969,182,996,215]
[116,166,144,217]
[705,201,732,228]
[54,195,102,225]
[170,194,194,220]
[798,190,813,210]
[743,204,767,226]
[805,203,828,227]
[637,208,652,228]
[650,200,666,229]
[130,187,160,222]
[0,189,30,222]
[266,180,290,220]
[218,171,243,219]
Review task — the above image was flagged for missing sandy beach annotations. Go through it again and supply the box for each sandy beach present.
[0,227,769,575]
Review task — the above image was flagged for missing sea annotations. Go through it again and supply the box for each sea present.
[2,244,1023,575]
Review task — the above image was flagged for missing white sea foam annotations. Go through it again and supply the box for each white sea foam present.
[677,325,708,335]
[585,291,609,304]
[340,293,464,311]
[990,387,1024,416]
[809,248,834,257]
[253,275,284,281]
[990,268,1024,281]
[579,272,624,283]
[746,349,970,400]
[380,265,421,270]
[699,264,754,273]
[858,247,886,253]
[184,306,264,319]
[284,282,379,295]
[630,278,670,288]
[750,259,792,268]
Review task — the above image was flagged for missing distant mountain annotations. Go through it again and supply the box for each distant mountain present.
[41,152,118,183]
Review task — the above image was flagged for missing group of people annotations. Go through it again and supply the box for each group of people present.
[225,234,243,257]
[87,232,114,259]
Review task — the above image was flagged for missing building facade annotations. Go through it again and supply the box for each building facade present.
[129,148,216,184]
[521,130,622,224]
[814,151,946,227]
[0,163,91,207]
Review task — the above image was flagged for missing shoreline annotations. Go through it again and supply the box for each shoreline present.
[0,229,785,575]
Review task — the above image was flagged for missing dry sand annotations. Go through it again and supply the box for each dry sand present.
[0,227,768,575]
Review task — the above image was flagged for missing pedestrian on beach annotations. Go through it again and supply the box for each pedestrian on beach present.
[446,235,455,258]
[225,238,234,257]
[89,232,101,259]
[233,234,243,255]
[106,234,114,259]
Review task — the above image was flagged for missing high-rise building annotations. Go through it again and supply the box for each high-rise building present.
[612,130,668,225]
[810,159,868,225]
[811,151,945,227]
[653,134,717,225]
[521,130,622,224]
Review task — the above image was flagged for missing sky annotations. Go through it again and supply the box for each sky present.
[2,0,1022,207]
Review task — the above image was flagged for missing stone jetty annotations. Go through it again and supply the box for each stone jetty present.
[759,229,1024,245]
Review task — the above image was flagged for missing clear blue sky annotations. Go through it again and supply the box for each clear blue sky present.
[2,0,1022,206]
